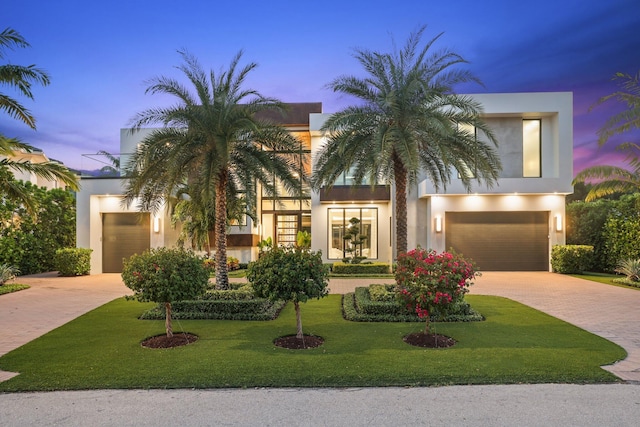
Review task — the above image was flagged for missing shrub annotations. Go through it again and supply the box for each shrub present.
[122,247,209,337]
[395,248,479,334]
[615,258,640,282]
[0,263,19,285]
[603,215,640,272]
[203,255,240,272]
[550,245,594,274]
[331,262,390,275]
[54,248,92,276]
[342,287,483,323]
[247,246,329,339]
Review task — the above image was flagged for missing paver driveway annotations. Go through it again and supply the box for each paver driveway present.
[1,271,639,382]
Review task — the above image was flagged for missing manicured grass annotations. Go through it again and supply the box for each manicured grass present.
[0,295,625,391]
[571,273,640,290]
[0,284,30,296]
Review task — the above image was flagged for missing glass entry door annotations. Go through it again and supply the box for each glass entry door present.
[276,214,298,246]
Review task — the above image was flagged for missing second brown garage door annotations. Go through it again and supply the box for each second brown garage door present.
[445,211,549,271]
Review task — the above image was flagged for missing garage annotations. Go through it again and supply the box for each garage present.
[102,213,150,273]
[445,211,549,271]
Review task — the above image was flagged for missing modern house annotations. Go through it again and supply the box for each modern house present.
[76,92,573,273]
[3,147,71,190]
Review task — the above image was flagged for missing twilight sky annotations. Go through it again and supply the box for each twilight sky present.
[2,0,639,175]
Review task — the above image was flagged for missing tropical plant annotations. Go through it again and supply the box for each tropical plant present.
[0,27,50,129]
[295,230,311,250]
[573,70,640,201]
[342,217,367,264]
[121,247,209,337]
[96,150,120,176]
[123,50,305,290]
[615,258,640,282]
[0,28,78,211]
[311,25,501,255]
[0,263,19,285]
[247,246,329,340]
[395,247,479,334]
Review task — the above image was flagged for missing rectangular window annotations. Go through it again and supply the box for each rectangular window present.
[523,119,541,177]
[327,208,377,260]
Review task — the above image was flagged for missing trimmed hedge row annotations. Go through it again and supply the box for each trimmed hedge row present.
[140,283,285,320]
[331,262,391,274]
[54,248,92,276]
[140,298,285,321]
[342,286,484,323]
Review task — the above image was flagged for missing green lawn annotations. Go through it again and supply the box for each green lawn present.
[0,295,625,391]
[571,273,640,290]
[0,284,30,296]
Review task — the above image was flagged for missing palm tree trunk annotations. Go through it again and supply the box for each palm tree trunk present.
[215,169,230,290]
[165,302,173,338]
[393,154,408,256]
[294,301,303,339]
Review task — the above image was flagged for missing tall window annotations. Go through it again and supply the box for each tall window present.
[328,208,377,260]
[523,119,541,177]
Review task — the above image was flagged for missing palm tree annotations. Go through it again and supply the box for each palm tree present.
[0,29,77,211]
[124,50,305,289]
[573,71,640,201]
[0,28,50,129]
[311,26,501,255]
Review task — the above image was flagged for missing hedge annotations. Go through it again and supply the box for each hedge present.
[54,248,92,276]
[331,262,390,275]
[342,286,483,323]
[551,245,594,274]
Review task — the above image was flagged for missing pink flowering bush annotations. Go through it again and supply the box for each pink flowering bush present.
[395,247,480,334]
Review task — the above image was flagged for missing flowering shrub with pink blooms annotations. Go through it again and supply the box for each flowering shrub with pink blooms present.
[395,247,480,333]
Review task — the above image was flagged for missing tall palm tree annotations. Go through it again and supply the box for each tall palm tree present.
[0,28,50,129]
[0,29,77,211]
[124,50,305,289]
[573,71,640,201]
[311,26,501,255]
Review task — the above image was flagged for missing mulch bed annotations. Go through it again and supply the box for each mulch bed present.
[403,332,456,348]
[274,335,324,349]
[141,332,198,349]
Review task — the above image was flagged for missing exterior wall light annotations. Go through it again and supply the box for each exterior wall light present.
[555,214,562,232]
[435,215,443,233]
[153,216,161,233]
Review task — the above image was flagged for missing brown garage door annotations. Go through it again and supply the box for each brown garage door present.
[445,211,549,271]
[102,213,150,273]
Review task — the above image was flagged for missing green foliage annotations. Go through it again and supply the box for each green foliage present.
[603,215,640,270]
[0,263,19,284]
[342,287,483,323]
[248,246,329,304]
[0,180,76,274]
[615,258,640,282]
[368,284,396,302]
[331,262,390,275]
[140,297,285,321]
[0,283,29,295]
[296,230,311,249]
[395,248,479,330]
[551,245,594,274]
[54,248,92,276]
[121,247,209,304]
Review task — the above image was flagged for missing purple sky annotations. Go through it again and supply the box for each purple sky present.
[2,0,639,175]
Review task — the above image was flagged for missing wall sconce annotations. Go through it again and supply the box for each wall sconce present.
[153,216,160,233]
[555,214,562,232]
[435,215,442,233]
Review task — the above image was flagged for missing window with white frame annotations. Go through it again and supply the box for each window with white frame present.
[328,208,377,259]
[523,119,541,177]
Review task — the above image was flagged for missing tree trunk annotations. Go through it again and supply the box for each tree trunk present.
[294,301,303,339]
[165,302,173,338]
[424,317,430,335]
[215,169,229,290]
[393,154,408,256]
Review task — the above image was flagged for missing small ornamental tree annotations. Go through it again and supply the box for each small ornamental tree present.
[122,247,209,337]
[395,248,480,334]
[247,246,329,339]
